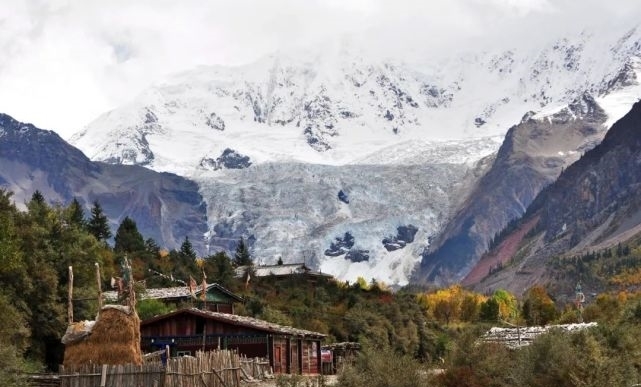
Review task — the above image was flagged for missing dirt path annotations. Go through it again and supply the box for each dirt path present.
[243,375,338,387]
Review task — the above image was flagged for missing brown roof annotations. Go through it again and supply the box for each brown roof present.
[235,263,333,279]
[103,283,243,303]
[142,308,326,339]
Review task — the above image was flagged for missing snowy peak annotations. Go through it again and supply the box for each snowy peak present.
[71,25,641,178]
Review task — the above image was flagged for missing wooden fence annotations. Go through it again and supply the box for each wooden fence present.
[58,363,165,387]
[45,350,248,387]
[165,350,241,387]
[239,355,272,381]
[27,374,61,387]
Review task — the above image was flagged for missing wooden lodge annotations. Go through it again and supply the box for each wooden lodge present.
[104,283,244,314]
[141,308,326,374]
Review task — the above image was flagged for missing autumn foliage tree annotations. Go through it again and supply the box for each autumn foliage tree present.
[522,285,558,326]
[418,285,487,324]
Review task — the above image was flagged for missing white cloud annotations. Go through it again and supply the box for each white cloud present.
[0,0,638,138]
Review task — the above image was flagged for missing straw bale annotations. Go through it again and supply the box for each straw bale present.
[61,320,96,344]
[63,305,142,366]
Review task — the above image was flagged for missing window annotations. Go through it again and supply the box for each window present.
[196,318,205,335]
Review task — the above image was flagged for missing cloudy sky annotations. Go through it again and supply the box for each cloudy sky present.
[1,0,639,139]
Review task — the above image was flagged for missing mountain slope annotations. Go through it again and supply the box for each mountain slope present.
[467,100,641,294]
[0,113,208,252]
[418,93,609,284]
[67,24,641,285]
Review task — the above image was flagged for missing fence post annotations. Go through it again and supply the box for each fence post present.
[212,368,228,387]
[100,364,107,387]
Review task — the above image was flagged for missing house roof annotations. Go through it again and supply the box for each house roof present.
[142,308,326,339]
[481,322,598,349]
[235,263,333,279]
[103,283,244,303]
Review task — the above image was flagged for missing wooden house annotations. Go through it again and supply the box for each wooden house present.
[104,283,244,314]
[140,308,326,374]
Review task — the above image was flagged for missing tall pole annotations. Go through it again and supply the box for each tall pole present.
[124,257,136,310]
[202,324,206,352]
[575,281,585,323]
[95,263,103,318]
[67,266,74,324]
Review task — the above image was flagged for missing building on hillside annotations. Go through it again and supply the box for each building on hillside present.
[104,283,244,314]
[140,308,326,374]
[481,322,598,349]
[235,263,334,281]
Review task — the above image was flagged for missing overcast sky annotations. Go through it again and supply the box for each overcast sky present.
[1,0,639,139]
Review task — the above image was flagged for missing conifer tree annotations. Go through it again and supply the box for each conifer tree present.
[145,238,160,255]
[87,200,112,241]
[114,216,145,253]
[233,237,252,267]
[30,190,45,204]
[67,197,86,228]
[209,251,234,287]
[179,236,197,259]
[27,190,48,223]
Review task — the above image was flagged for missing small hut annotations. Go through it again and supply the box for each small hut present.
[62,305,142,366]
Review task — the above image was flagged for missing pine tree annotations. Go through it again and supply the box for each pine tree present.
[114,216,145,254]
[30,190,45,204]
[233,237,252,267]
[145,238,160,255]
[179,236,197,259]
[67,197,86,228]
[204,251,234,287]
[27,190,49,223]
[87,201,112,241]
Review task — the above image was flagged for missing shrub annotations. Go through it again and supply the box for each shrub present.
[136,298,172,320]
[337,345,427,387]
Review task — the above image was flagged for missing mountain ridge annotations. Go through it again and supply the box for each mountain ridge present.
[417,93,610,284]
[0,113,209,254]
[49,23,641,285]
[467,100,641,294]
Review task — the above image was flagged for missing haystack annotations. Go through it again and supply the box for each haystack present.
[63,305,142,366]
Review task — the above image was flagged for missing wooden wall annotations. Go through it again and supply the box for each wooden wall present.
[140,312,323,374]
[142,314,265,337]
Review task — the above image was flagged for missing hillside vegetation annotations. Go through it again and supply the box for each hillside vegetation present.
[4,189,641,387]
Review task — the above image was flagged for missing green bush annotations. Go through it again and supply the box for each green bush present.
[337,345,428,387]
[136,298,172,320]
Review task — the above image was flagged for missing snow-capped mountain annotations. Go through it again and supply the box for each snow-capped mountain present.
[70,23,641,286]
